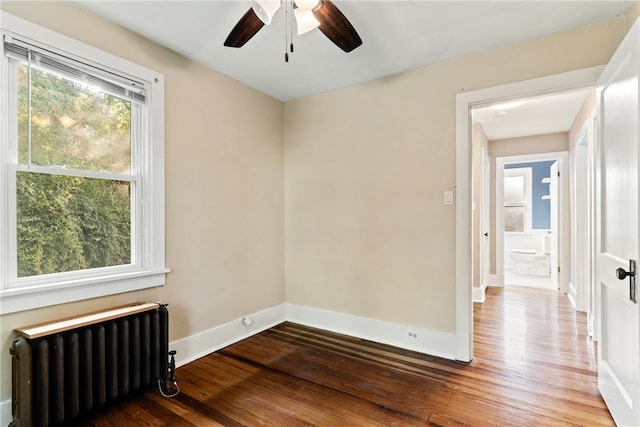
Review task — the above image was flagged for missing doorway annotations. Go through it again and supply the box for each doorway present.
[454,66,603,362]
[497,155,562,291]
[472,93,589,299]
[458,20,640,424]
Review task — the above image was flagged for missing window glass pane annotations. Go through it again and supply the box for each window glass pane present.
[17,63,131,174]
[504,206,525,232]
[17,171,131,277]
[504,175,524,204]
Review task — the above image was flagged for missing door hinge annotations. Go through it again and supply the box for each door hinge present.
[557,267,561,273]
[557,171,560,177]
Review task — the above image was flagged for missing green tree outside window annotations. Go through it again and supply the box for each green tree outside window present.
[16,64,132,277]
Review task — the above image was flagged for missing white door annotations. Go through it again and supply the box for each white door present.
[550,161,559,289]
[481,149,490,288]
[597,17,640,426]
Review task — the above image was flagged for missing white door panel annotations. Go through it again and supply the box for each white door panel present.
[597,17,640,426]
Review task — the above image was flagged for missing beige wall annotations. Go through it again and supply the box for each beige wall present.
[488,133,569,274]
[0,1,285,402]
[1,0,638,408]
[284,14,624,334]
[626,1,640,32]
[489,132,570,159]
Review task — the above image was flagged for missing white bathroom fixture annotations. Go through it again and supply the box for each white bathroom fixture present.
[510,234,551,276]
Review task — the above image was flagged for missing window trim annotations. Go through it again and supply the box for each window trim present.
[0,12,168,314]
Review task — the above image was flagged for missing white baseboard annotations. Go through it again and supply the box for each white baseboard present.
[473,285,487,303]
[171,303,286,368]
[1,400,11,427]
[285,303,458,361]
[490,274,503,286]
[172,302,460,364]
[1,302,460,423]
[172,302,460,365]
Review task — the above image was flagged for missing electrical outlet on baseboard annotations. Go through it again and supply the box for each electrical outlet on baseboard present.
[407,330,419,339]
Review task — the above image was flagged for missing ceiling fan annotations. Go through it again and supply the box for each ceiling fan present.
[224,0,362,55]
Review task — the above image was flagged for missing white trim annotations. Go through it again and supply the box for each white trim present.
[0,12,167,314]
[589,111,598,340]
[0,400,10,427]
[489,273,503,286]
[170,304,465,369]
[13,164,135,182]
[480,148,491,290]
[170,304,286,368]
[0,13,155,84]
[473,285,487,303]
[286,303,459,360]
[572,126,590,312]
[0,270,168,314]
[455,66,605,361]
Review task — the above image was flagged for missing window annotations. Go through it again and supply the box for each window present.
[1,13,167,314]
[503,167,532,233]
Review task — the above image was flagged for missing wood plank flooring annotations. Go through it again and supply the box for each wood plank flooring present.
[77,286,614,426]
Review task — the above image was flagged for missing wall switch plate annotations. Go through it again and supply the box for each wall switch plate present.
[444,190,454,205]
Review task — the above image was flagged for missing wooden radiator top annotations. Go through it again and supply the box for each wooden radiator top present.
[14,302,160,339]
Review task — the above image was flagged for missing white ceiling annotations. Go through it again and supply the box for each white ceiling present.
[76,1,629,102]
[472,89,593,141]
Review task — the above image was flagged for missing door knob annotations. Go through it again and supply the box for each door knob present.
[483,232,488,237]
[616,267,634,280]
[616,260,637,304]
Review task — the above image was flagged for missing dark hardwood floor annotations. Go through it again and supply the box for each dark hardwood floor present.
[79,286,614,426]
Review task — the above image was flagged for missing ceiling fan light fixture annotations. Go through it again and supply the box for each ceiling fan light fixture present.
[225,0,362,53]
[295,0,321,11]
[294,8,320,35]
[251,0,282,25]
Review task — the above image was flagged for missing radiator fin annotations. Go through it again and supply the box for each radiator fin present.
[10,304,167,427]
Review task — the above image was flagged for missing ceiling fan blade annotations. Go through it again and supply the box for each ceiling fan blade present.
[312,1,362,53]
[224,8,265,48]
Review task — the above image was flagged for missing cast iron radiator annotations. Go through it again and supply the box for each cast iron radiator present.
[10,303,170,427]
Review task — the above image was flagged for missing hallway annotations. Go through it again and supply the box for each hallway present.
[473,286,611,425]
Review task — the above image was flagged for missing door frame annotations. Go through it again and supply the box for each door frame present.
[495,152,569,292]
[454,66,603,361]
[480,147,491,292]
[572,128,591,312]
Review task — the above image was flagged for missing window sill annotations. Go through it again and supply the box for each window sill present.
[0,268,170,315]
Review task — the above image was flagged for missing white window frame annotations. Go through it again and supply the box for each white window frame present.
[503,167,532,234]
[0,12,168,314]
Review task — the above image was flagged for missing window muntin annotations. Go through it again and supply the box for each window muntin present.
[1,12,167,314]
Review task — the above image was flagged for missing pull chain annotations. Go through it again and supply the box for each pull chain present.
[284,0,289,62]
[290,0,294,54]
